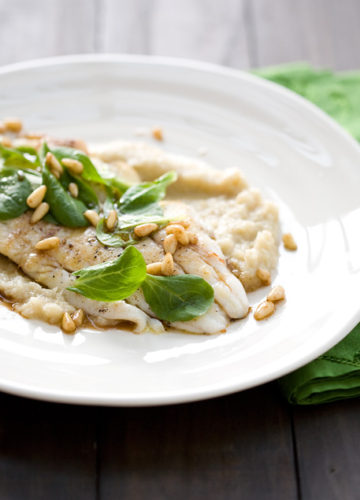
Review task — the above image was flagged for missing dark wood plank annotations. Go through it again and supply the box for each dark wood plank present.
[99,383,298,500]
[0,393,98,500]
[251,0,360,70]
[0,0,97,66]
[99,0,251,69]
[293,398,360,500]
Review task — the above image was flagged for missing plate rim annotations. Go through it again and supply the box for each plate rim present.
[0,53,360,406]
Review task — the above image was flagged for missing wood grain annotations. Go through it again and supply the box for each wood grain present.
[0,393,98,500]
[293,398,360,500]
[98,384,297,500]
[0,0,97,65]
[251,0,360,70]
[99,0,252,68]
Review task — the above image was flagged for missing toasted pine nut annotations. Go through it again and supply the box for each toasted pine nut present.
[282,233,297,251]
[166,224,189,245]
[84,210,99,227]
[106,209,118,231]
[178,220,191,229]
[0,123,4,134]
[134,223,159,238]
[62,312,76,333]
[68,182,79,198]
[187,232,198,245]
[45,152,63,176]
[26,185,47,208]
[176,230,189,246]
[1,137,12,147]
[152,127,163,141]
[72,309,84,327]
[3,117,22,133]
[61,157,84,174]
[30,202,50,224]
[146,262,163,275]
[256,268,271,286]
[35,236,60,251]
[267,285,285,303]
[254,300,275,321]
[161,252,174,276]
[51,168,60,179]
[163,234,177,254]
[23,132,44,140]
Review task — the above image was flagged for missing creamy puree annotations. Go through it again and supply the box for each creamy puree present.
[91,141,279,292]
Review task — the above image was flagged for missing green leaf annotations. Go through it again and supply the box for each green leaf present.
[42,166,88,227]
[42,146,99,210]
[120,171,177,213]
[0,170,32,220]
[19,168,42,188]
[51,146,130,194]
[118,211,169,231]
[141,274,214,322]
[51,146,103,182]
[73,175,99,209]
[96,218,136,248]
[67,246,147,301]
[0,144,39,169]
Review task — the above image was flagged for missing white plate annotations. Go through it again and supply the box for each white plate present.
[0,54,359,406]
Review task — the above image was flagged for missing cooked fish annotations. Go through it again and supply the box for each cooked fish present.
[154,201,249,319]
[0,213,230,334]
[0,214,162,333]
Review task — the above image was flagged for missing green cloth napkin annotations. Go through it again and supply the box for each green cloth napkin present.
[255,63,360,405]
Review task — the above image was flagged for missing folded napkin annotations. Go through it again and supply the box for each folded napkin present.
[255,63,360,404]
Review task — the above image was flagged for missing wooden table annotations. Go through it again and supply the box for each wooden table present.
[1,1,360,498]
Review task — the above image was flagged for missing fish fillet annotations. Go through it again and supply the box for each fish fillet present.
[0,213,230,334]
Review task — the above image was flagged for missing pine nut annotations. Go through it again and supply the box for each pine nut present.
[0,123,4,134]
[61,157,84,175]
[106,210,118,231]
[35,236,60,251]
[187,232,198,245]
[152,127,163,141]
[51,168,60,179]
[146,262,163,275]
[166,224,189,245]
[256,268,271,286]
[1,137,12,147]
[176,230,189,246]
[84,210,99,227]
[30,202,50,224]
[134,223,159,238]
[267,285,285,303]
[68,182,79,198]
[23,132,44,140]
[282,233,297,251]
[163,234,177,254]
[254,300,275,321]
[3,117,22,133]
[178,220,191,229]
[72,309,84,327]
[45,152,63,176]
[62,312,76,333]
[26,185,47,208]
[161,252,174,276]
